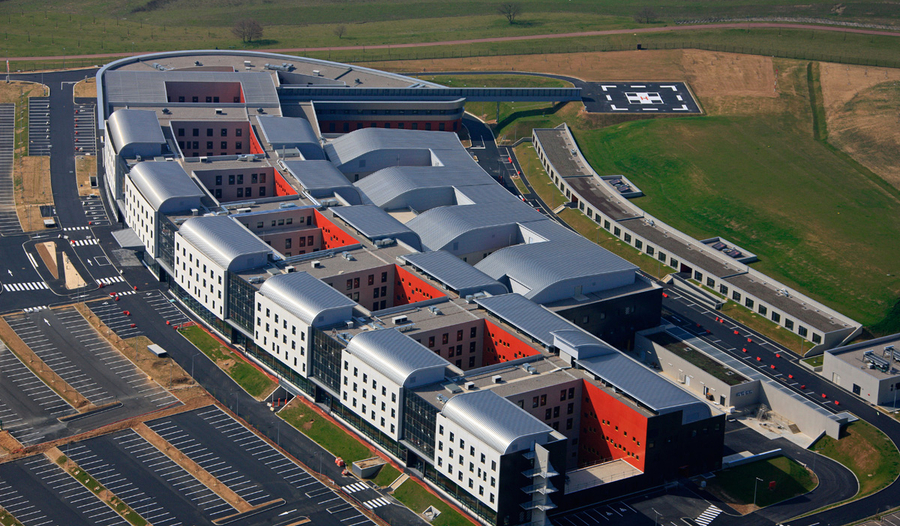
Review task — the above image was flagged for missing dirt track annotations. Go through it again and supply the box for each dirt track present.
[8,22,900,61]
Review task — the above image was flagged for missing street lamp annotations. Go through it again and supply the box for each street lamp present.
[753,476,764,506]
[652,508,660,526]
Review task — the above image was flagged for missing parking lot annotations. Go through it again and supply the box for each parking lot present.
[0,455,129,525]
[0,341,75,445]
[148,406,376,526]
[28,97,51,156]
[81,194,110,226]
[74,102,97,155]
[88,299,145,339]
[5,306,180,417]
[143,290,192,327]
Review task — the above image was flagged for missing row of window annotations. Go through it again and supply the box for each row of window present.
[214,173,266,186]
[177,140,242,151]
[178,127,243,137]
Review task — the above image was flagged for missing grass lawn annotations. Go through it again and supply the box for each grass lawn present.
[278,401,372,464]
[709,456,816,508]
[721,301,810,355]
[416,74,571,89]
[572,61,900,330]
[372,463,401,487]
[802,355,824,367]
[178,325,275,398]
[0,510,24,526]
[392,479,474,526]
[514,144,567,209]
[812,420,900,498]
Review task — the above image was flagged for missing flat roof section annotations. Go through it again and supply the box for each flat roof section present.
[724,273,850,333]
[105,70,280,107]
[827,333,900,380]
[566,176,641,221]
[533,128,592,177]
[332,205,422,250]
[402,250,508,298]
[622,218,742,278]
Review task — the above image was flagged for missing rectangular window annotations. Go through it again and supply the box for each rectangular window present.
[745,298,755,309]
[771,312,781,323]
[221,141,228,150]
[221,128,228,136]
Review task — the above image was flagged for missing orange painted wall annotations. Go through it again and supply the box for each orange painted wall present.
[249,126,264,155]
[579,380,648,470]
[481,319,540,366]
[394,265,445,306]
[273,169,298,196]
[314,210,357,250]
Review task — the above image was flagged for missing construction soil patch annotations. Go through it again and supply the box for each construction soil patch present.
[820,62,900,191]
[0,431,24,456]
[14,156,53,232]
[62,252,87,290]
[73,303,206,405]
[75,155,98,197]
[73,78,96,99]
[0,315,94,412]
[35,241,59,280]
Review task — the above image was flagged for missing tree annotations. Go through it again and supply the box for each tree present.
[333,25,347,39]
[497,3,521,25]
[633,7,657,24]
[232,18,263,43]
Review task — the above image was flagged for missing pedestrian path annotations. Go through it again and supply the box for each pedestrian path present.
[3,281,49,292]
[695,505,722,526]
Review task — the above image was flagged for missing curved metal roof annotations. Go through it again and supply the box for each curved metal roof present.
[107,109,165,152]
[346,329,449,388]
[353,165,491,210]
[475,231,637,303]
[178,215,273,271]
[331,205,422,250]
[401,251,507,297]
[259,271,356,327]
[325,127,464,166]
[406,202,545,252]
[257,116,318,146]
[128,161,204,212]
[442,390,552,454]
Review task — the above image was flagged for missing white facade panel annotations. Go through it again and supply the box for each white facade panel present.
[174,231,228,319]
[340,351,403,440]
[434,413,501,511]
[254,293,311,377]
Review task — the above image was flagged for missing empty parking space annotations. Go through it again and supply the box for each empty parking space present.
[0,455,129,526]
[149,406,375,526]
[144,290,192,327]
[5,307,179,416]
[74,103,97,155]
[0,341,76,445]
[82,195,110,226]
[88,299,145,339]
[0,103,22,236]
[28,97,51,156]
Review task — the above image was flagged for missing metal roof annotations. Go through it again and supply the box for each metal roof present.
[104,70,279,106]
[258,271,356,327]
[178,215,274,271]
[128,161,205,212]
[577,352,712,418]
[281,160,360,205]
[353,165,495,211]
[442,390,553,454]
[331,205,422,250]
[324,128,465,166]
[401,251,508,297]
[107,109,165,152]
[346,328,449,387]
[406,202,545,252]
[475,228,637,303]
[256,116,318,146]
[475,293,585,348]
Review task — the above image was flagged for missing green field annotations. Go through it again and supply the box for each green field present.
[372,463,401,487]
[709,456,816,508]
[278,402,373,465]
[392,479,473,526]
[566,62,900,329]
[179,325,275,398]
[812,420,900,498]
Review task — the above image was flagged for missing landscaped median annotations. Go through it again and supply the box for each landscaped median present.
[178,324,277,400]
[0,505,24,526]
[277,398,373,465]
[49,448,148,526]
[392,479,475,526]
[812,420,900,499]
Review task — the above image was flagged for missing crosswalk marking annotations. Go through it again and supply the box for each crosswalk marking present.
[695,505,722,526]
[63,226,90,231]
[342,482,369,493]
[362,497,390,509]
[70,238,99,246]
[97,276,125,285]
[23,306,48,313]
[3,281,49,292]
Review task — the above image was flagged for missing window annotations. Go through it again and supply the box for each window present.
[694,271,703,281]
[799,326,808,338]
[545,408,552,420]
[560,389,567,401]
[457,330,463,342]
[745,298,755,309]
[568,387,574,399]
[719,285,729,295]
[381,272,388,283]
[707,277,715,287]
[771,312,781,323]
[759,304,768,315]
[236,128,242,137]
[732,291,742,301]
[221,141,228,150]
[235,142,242,150]
[567,402,574,415]
[532,396,539,408]
[221,128,228,136]
[178,128,185,136]
[540,394,547,406]
[812,333,822,344]
[192,128,199,137]
[206,141,213,150]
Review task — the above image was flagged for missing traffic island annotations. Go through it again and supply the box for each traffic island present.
[703,455,817,514]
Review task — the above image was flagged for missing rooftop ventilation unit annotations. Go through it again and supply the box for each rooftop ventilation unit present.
[341,252,355,261]
[248,276,264,284]
[279,203,297,209]
[311,260,322,268]
[436,394,448,403]
[492,375,502,384]
[190,208,200,216]
[284,266,296,273]
[465,382,476,390]
[392,315,409,325]
[234,207,252,214]
[464,295,475,304]
[215,108,224,115]
[161,108,170,114]
[429,306,442,315]
[346,320,354,329]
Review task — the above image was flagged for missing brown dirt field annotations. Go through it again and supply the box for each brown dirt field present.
[0,81,47,104]
[369,48,774,106]
[0,431,23,456]
[13,156,52,232]
[0,316,94,411]
[820,62,900,190]
[36,241,59,280]
[73,78,96,99]
[73,303,206,404]
[134,422,253,512]
[62,252,87,290]
[76,156,99,197]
